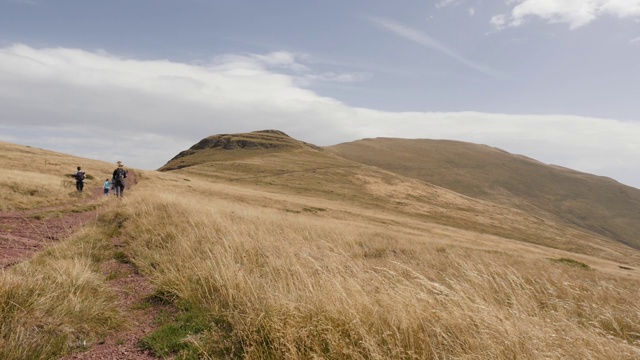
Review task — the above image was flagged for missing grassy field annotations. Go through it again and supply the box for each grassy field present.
[0,205,126,359]
[2,137,640,359]
[0,142,116,211]
[327,138,640,250]
[122,173,640,359]
[0,142,125,359]
[166,142,640,266]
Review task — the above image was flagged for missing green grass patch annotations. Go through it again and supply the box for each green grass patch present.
[113,250,130,264]
[550,257,591,270]
[28,210,64,220]
[140,309,210,359]
[302,207,327,213]
[150,289,178,305]
[134,290,176,311]
[70,203,100,213]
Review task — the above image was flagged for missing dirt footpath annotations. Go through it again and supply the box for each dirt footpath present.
[2,171,165,359]
[0,201,101,268]
[62,238,164,360]
[0,171,137,268]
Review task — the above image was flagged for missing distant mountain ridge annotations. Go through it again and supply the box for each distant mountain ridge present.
[326,137,640,250]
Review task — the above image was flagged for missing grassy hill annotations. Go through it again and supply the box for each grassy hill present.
[159,129,322,171]
[2,135,640,359]
[160,131,637,263]
[0,141,125,359]
[0,141,118,211]
[326,138,640,250]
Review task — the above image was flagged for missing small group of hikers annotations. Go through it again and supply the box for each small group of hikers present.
[74,161,128,198]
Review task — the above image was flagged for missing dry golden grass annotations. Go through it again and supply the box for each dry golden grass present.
[0,221,124,360]
[117,173,640,359]
[0,141,117,211]
[168,146,640,266]
[3,137,640,359]
[0,141,126,359]
[0,169,81,211]
[327,138,640,250]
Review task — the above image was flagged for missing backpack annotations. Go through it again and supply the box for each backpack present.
[114,168,126,181]
[75,171,85,181]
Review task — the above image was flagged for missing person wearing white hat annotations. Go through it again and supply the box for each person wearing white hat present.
[112,161,128,197]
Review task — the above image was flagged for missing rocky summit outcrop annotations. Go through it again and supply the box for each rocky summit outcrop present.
[160,130,321,171]
[191,130,298,151]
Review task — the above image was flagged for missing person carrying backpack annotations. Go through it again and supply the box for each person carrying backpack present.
[74,166,86,192]
[112,161,128,197]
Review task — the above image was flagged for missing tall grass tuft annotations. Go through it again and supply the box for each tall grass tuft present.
[124,187,640,359]
[0,224,123,360]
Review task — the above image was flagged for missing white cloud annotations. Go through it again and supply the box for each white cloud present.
[468,7,476,17]
[630,37,640,44]
[493,0,640,29]
[302,71,372,83]
[368,17,505,77]
[491,14,508,28]
[1,44,640,188]
[436,0,462,8]
[211,52,371,85]
[234,51,311,73]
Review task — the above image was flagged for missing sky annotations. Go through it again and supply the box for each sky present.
[1,0,640,188]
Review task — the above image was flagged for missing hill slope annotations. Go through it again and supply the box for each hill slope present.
[160,129,321,171]
[0,141,118,211]
[325,138,640,250]
[3,136,640,359]
[159,131,638,264]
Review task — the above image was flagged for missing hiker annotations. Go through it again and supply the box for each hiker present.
[74,166,86,192]
[103,178,111,196]
[112,161,127,198]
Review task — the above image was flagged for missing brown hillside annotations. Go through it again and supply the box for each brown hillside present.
[160,132,638,265]
[4,137,640,358]
[326,138,640,250]
[159,130,321,171]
